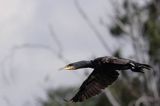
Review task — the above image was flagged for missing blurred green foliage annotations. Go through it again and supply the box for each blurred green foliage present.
[110,24,124,37]
[143,2,160,62]
[42,88,112,106]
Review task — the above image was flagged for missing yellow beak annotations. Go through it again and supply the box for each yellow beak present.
[64,65,76,70]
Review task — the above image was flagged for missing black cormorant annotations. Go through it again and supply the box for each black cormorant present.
[63,56,152,102]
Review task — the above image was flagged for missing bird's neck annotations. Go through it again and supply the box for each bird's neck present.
[75,61,93,69]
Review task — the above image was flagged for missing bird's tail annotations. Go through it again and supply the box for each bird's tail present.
[130,62,152,73]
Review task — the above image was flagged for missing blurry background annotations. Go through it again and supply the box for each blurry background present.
[0,0,159,106]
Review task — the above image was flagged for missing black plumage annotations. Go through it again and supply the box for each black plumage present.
[63,56,152,102]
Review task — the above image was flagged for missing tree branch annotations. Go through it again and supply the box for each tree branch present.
[74,0,112,55]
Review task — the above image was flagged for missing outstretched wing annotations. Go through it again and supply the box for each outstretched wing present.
[70,69,119,102]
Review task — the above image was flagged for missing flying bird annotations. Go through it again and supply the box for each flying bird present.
[63,56,152,102]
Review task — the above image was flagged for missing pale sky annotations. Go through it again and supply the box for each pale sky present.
[0,0,134,106]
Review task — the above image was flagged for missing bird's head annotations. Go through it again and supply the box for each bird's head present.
[64,63,77,70]
[64,61,92,71]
